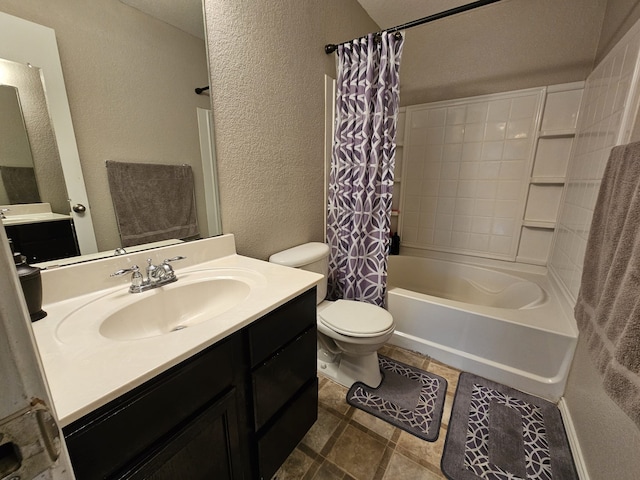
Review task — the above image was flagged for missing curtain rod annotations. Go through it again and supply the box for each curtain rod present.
[324,0,503,54]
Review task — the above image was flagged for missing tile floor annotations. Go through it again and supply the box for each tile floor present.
[273,344,462,480]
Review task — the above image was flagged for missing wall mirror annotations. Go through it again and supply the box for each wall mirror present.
[0,0,221,267]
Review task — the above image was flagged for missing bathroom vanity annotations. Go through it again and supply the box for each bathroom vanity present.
[32,235,321,479]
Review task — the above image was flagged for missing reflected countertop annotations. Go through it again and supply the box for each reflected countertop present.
[2,211,71,226]
[1,202,71,226]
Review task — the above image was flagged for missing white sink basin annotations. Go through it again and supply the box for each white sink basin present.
[56,269,264,342]
[99,278,250,340]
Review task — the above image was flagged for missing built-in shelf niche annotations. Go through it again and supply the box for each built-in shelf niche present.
[533,137,573,178]
[517,82,584,265]
[517,226,554,265]
[524,184,564,223]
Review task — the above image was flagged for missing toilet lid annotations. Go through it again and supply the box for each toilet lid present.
[318,300,394,336]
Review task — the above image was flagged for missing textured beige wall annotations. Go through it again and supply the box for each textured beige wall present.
[400,0,607,106]
[203,0,377,259]
[0,0,211,251]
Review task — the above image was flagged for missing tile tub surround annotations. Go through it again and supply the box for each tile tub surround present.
[32,234,322,425]
[396,82,584,267]
[273,345,460,480]
[399,88,545,261]
[550,18,640,302]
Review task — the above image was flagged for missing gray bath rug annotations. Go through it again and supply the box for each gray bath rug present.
[441,372,578,480]
[346,355,447,441]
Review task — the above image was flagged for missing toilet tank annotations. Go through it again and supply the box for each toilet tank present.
[269,242,329,304]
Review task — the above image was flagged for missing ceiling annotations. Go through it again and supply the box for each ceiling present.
[119,0,204,39]
[119,0,605,107]
[355,0,480,29]
[120,0,479,41]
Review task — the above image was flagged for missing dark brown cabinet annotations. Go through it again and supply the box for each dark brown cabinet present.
[5,219,79,263]
[63,287,318,480]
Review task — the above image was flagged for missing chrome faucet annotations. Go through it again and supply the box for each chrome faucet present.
[146,258,162,284]
[0,208,9,219]
[111,256,186,293]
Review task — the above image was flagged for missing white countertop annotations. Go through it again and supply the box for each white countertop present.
[1,212,72,226]
[1,202,72,226]
[32,235,322,426]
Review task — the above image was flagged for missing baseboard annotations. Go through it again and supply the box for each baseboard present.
[558,398,590,480]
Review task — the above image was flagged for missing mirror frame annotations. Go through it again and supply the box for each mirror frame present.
[0,11,98,254]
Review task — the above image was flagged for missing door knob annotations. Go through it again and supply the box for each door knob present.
[72,204,86,213]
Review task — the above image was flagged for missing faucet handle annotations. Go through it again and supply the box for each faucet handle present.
[163,255,186,264]
[111,265,140,277]
[111,265,144,291]
[160,255,186,277]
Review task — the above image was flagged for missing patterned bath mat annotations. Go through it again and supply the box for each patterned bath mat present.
[442,372,578,480]
[346,355,447,441]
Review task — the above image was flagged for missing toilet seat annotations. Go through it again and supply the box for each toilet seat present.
[318,300,394,338]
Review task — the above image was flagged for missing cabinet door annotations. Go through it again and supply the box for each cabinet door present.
[64,335,240,479]
[119,388,243,480]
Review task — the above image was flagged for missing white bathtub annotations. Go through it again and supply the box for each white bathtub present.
[386,255,578,401]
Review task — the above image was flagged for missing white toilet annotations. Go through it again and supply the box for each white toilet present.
[269,242,395,388]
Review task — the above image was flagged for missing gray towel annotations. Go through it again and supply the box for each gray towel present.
[575,141,640,429]
[0,166,41,204]
[106,160,199,247]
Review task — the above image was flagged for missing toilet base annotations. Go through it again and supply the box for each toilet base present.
[317,350,382,389]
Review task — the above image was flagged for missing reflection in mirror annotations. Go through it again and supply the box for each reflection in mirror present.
[0,58,69,213]
[0,0,220,267]
[0,85,40,204]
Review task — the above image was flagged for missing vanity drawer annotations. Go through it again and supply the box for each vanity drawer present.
[63,333,242,479]
[257,377,318,480]
[252,325,317,431]
[247,287,316,367]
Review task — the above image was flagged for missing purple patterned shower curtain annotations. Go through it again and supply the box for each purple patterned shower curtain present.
[327,31,404,307]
